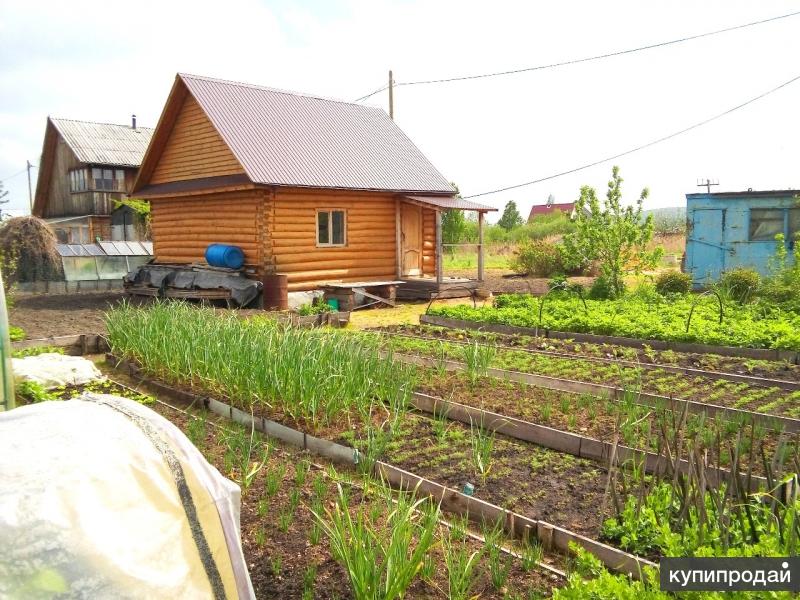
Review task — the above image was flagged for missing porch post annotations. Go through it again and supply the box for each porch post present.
[435,209,443,284]
[395,198,402,279]
[477,210,485,282]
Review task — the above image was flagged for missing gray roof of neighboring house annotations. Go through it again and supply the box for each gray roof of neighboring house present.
[179,73,455,194]
[51,118,154,167]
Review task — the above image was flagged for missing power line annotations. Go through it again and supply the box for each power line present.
[352,9,800,100]
[0,168,28,183]
[462,72,800,199]
[354,84,390,102]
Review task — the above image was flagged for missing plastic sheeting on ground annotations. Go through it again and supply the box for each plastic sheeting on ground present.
[12,354,104,388]
[0,393,255,599]
[125,265,261,308]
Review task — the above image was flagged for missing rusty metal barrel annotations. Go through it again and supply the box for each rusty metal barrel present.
[261,274,288,310]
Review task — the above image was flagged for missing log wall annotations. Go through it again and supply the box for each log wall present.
[150,94,244,185]
[151,190,263,264]
[270,188,399,291]
[150,186,440,291]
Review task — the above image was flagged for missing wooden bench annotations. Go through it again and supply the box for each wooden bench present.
[321,281,403,311]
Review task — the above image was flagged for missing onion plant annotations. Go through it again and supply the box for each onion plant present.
[311,483,439,600]
[470,418,495,484]
[105,302,417,430]
[442,524,484,600]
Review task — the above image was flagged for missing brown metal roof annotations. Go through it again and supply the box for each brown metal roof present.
[178,74,455,194]
[50,118,154,167]
[404,195,497,212]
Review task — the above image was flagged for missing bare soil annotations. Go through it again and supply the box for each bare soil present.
[8,292,146,339]
[448,269,596,295]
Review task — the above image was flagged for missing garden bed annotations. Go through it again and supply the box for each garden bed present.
[425,291,800,357]
[376,328,800,423]
[379,323,800,384]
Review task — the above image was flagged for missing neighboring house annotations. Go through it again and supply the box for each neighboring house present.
[528,195,575,222]
[685,189,800,285]
[33,117,154,243]
[132,73,495,294]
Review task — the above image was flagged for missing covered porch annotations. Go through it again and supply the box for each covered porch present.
[394,194,497,300]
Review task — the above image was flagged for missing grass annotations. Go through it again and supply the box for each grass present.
[105,301,417,430]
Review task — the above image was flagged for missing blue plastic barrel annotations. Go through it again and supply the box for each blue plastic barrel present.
[205,244,245,269]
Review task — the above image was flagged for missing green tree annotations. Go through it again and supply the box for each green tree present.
[561,166,662,298]
[442,182,467,251]
[497,200,523,231]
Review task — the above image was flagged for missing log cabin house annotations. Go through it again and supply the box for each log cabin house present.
[34,117,154,243]
[131,73,495,297]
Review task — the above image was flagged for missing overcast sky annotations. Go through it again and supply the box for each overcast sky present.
[1,0,799,221]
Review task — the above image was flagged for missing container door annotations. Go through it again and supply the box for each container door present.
[400,204,422,276]
[688,209,726,283]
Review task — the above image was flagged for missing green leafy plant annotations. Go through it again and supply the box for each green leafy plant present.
[560,166,663,298]
[15,380,60,403]
[296,302,334,316]
[9,325,24,341]
[11,345,64,358]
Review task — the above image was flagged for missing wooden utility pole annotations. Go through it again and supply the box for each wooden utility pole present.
[388,70,394,120]
[26,160,33,210]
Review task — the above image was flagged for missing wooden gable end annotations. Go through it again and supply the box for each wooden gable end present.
[149,94,245,185]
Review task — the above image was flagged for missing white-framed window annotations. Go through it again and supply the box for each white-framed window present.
[316,209,347,247]
[69,168,88,192]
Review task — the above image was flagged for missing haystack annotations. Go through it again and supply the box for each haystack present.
[0,216,63,284]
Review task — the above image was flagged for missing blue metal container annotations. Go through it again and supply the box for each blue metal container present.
[205,244,245,269]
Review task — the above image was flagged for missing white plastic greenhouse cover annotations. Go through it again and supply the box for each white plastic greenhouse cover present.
[0,393,255,599]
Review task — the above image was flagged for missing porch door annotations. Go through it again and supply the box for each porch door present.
[401,204,422,276]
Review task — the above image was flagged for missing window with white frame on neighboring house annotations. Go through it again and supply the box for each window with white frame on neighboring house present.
[316,209,346,246]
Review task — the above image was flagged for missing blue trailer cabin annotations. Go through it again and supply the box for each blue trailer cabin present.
[685,189,800,287]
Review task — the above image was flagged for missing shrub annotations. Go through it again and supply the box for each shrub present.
[654,271,691,295]
[588,275,620,300]
[718,267,760,303]
[509,241,564,277]
[760,233,800,306]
